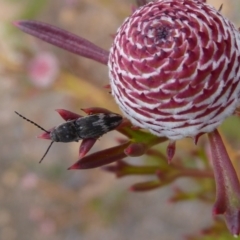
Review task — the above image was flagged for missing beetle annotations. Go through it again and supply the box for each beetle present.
[15,110,123,163]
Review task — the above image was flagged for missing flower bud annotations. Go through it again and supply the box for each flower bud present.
[108,0,240,140]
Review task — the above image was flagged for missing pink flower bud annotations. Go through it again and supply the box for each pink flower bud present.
[28,52,59,88]
[108,0,240,140]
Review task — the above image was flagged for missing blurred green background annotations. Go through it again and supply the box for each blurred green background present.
[0,0,240,240]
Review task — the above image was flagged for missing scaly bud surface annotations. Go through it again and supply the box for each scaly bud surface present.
[108,0,240,140]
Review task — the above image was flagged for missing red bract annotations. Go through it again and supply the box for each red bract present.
[208,130,240,236]
[108,0,240,141]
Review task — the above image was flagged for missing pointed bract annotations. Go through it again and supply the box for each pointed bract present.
[208,129,240,236]
[79,138,97,158]
[68,142,130,169]
[14,20,109,65]
[124,143,147,156]
[55,109,82,121]
[37,131,52,140]
[167,140,176,164]
[81,107,113,115]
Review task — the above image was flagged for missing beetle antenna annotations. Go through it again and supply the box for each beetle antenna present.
[15,111,49,133]
[39,141,54,163]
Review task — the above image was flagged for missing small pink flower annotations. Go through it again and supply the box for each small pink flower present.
[20,172,39,190]
[39,219,56,235]
[28,52,59,88]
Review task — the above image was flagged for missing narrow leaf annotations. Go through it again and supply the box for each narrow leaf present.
[69,142,130,169]
[208,129,240,236]
[14,20,109,65]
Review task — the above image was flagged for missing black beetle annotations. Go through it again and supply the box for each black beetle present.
[15,110,123,162]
